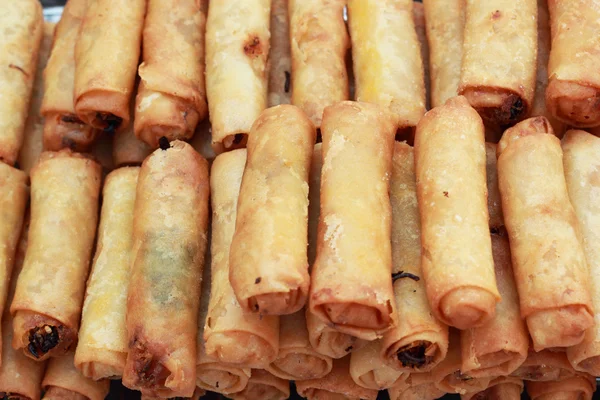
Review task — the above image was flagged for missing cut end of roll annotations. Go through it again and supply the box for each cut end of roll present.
[212,134,248,154]
[460,88,528,127]
[268,351,332,380]
[318,301,393,341]
[527,306,594,351]
[572,355,600,377]
[497,116,554,156]
[439,288,497,330]
[313,330,366,359]
[248,289,306,316]
[547,80,600,127]
[196,367,249,395]
[94,112,123,133]
[24,324,72,361]
[394,341,437,371]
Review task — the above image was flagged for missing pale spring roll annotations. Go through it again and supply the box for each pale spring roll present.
[348,0,425,132]
[74,167,139,380]
[486,143,504,230]
[74,0,145,133]
[267,311,332,380]
[546,0,600,128]
[511,349,576,382]
[415,95,499,329]
[112,122,152,168]
[289,0,349,128]
[42,352,109,400]
[349,340,406,390]
[229,105,315,315]
[268,0,292,107]
[459,0,538,126]
[189,119,216,164]
[205,0,271,153]
[497,117,594,351]
[122,141,209,398]
[41,0,97,152]
[381,142,449,373]
[423,0,464,108]
[526,374,596,400]
[562,129,600,375]
[205,149,279,368]
[461,376,524,400]
[0,0,43,166]
[230,370,290,400]
[296,357,379,400]
[11,150,101,361]
[413,2,431,111]
[134,0,208,148]
[310,101,397,340]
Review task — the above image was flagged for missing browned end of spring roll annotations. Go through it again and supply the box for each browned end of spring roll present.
[306,309,367,360]
[526,374,596,400]
[349,340,406,390]
[230,370,290,400]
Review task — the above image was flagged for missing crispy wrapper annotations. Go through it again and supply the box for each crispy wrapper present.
[388,381,445,400]
[296,356,379,400]
[205,149,279,368]
[461,376,524,400]
[11,150,101,361]
[497,117,594,351]
[134,0,208,147]
[309,101,397,340]
[459,0,538,126]
[563,130,600,375]
[415,96,499,329]
[205,0,270,153]
[74,0,145,133]
[486,143,504,229]
[413,2,431,111]
[289,0,349,128]
[74,167,139,380]
[526,374,596,400]
[142,387,206,400]
[230,370,290,400]
[382,142,449,373]
[511,349,576,382]
[348,0,425,131]
[229,105,315,315]
[268,0,292,107]
[42,352,109,400]
[349,340,406,390]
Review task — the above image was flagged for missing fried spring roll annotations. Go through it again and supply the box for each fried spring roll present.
[42,352,109,400]
[497,117,594,351]
[382,142,449,372]
[11,150,101,361]
[415,96,499,329]
[423,0,464,108]
[134,0,208,147]
[229,105,315,315]
[348,0,425,131]
[230,370,290,400]
[74,0,145,133]
[562,129,600,375]
[268,0,292,107]
[388,380,445,400]
[461,376,524,400]
[205,0,270,153]
[486,143,504,229]
[205,149,279,368]
[0,0,43,166]
[349,340,406,390]
[122,141,209,398]
[526,375,596,400]
[459,0,538,126]
[510,349,576,382]
[142,387,206,400]
[74,167,139,380]
[289,0,349,128]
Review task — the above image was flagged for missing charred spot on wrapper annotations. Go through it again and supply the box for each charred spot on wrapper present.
[284,71,291,93]
[233,134,244,145]
[255,277,262,284]
[509,98,524,121]
[345,346,353,353]
[243,35,263,57]
[132,339,171,386]
[396,341,432,368]
[159,136,171,150]
[62,137,77,150]
[96,112,122,133]
[61,114,83,124]
[443,191,449,197]
[391,271,420,283]
[13,161,19,169]
[27,325,59,358]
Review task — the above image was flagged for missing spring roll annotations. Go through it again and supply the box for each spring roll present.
[388,381,445,400]
[11,150,101,361]
[42,352,109,400]
[382,142,449,373]
[268,0,292,107]
[0,0,43,166]
[229,105,315,315]
[459,0,538,126]
[415,96,499,329]
[296,357,379,400]
[546,0,600,128]
[413,2,431,111]
[562,130,600,375]
[189,119,216,164]
[230,370,290,400]
[205,149,279,368]
[134,0,208,148]
[205,0,271,153]
[510,349,576,382]
[497,117,594,351]
[74,0,145,133]
[348,0,425,132]
[462,377,524,400]
[289,0,349,128]
[122,141,209,398]
[74,167,139,380]
[349,340,406,390]
[486,143,504,229]
[526,375,596,400]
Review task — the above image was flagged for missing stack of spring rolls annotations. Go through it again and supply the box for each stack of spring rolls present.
[2,0,600,399]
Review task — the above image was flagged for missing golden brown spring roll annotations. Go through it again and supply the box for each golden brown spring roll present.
[459,0,538,126]
[229,105,315,315]
[497,117,594,351]
[205,0,270,153]
[296,357,379,400]
[348,0,425,131]
[205,149,279,368]
[74,167,139,380]
[526,375,596,400]
[310,101,397,340]
[11,150,101,361]
[42,352,109,400]
[382,142,449,373]
[486,143,504,229]
[563,129,600,375]
[510,349,576,382]
[122,141,209,398]
[289,0,349,128]
[230,370,290,400]
[423,0,464,108]
[388,379,445,400]
[134,0,208,147]
[0,0,43,166]
[413,2,431,111]
[268,0,292,107]
[462,376,524,400]
[74,0,145,133]
[349,340,406,390]
[415,96,499,329]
